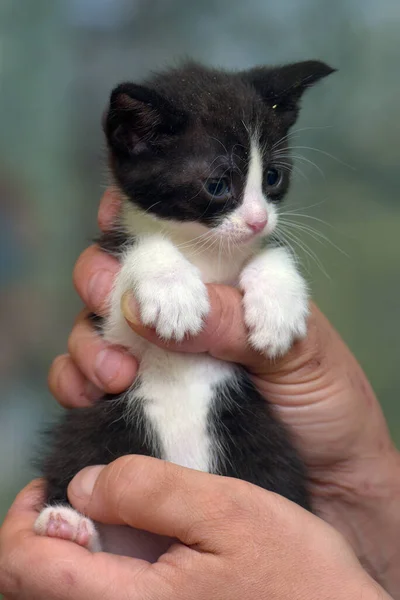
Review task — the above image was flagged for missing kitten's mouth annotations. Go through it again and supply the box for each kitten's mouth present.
[224,228,268,245]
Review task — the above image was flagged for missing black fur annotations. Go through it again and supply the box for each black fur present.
[40,59,334,518]
[104,60,334,226]
[212,368,310,509]
[42,372,309,510]
[95,229,131,256]
[41,389,159,504]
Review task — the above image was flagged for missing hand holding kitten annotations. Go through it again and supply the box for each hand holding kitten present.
[46,189,400,592]
[0,459,392,600]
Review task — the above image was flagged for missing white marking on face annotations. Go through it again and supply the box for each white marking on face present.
[216,137,278,242]
[240,137,268,227]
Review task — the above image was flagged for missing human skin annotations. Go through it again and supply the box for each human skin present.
[47,189,400,592]
[1,189,399,597]
[0,458,391,599]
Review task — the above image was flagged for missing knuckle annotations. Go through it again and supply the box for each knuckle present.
[101,456,151,515]
[106,457,178,519]
[200,479,254,525]
[67,321,92,360]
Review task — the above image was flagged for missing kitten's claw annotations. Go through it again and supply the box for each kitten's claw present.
[34,506,101,552]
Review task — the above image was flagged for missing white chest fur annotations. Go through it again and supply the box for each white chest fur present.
[103,139,307,473]
[103,224,244,472]
[135,349,233,471]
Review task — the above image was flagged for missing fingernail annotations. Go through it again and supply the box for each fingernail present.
[95,348,124,385]
[121,292,141,325]
[88,269,113,308]
[70,465,105,500]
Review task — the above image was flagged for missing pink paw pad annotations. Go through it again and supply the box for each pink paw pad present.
[34,506,101,552]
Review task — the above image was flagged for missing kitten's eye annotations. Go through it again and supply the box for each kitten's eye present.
[266,168,282,187]
[205,178,231,198]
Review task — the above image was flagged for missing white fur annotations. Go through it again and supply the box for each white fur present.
[118,235,209,341]
[34,506,101,552]
[240,246,309,357]
[103,138,308,471]
[138,351,233,471]
[215,138,278,242]
[103,233,234,472]
[37,137,309,556]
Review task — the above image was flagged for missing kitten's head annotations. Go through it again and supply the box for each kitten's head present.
[104,60,334,244]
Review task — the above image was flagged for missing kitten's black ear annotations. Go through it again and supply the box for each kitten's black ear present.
[244,60,336,125]
[104,83,187,155]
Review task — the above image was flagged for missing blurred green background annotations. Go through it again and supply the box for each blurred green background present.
[1,0,399,528]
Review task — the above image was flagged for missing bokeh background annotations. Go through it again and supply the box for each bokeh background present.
[1,0,399,528]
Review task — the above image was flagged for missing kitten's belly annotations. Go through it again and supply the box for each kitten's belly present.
[129,345,234,471]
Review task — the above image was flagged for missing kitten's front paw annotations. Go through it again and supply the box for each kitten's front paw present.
[241,270,309,359]
[134,264,209,341]
[34,506,101,552]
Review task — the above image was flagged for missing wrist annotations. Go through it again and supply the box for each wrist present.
[314,447,400,597]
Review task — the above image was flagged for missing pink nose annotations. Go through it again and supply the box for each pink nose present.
[247,217,268,233]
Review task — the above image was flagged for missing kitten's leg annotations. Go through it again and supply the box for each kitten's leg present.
[34,506,102,552]
[240,246,309,358]
[104,234,210,345]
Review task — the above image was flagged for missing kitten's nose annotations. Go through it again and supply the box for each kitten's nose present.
[247,217,268,233]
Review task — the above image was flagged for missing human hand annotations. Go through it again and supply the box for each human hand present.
[48,189,400,592]
[0,457,391,600]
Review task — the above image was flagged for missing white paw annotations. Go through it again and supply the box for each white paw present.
[134,264,210,341]
[241,268,309,359]
[34,505,101,552]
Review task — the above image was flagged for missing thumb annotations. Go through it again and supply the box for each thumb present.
[121,283,269,372]
[68,455,250,553]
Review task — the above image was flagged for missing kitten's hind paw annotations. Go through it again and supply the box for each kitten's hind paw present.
[34,505,101,552]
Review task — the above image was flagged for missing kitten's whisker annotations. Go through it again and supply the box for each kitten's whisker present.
[176,230,215,251]
[288,146,355,170]
[273,161,308,182]
[185,157,229,205]
[143,201,162,214]
[278,211,333,229]
[277,226,330,279]
[179,233,215,253]
[278,219,349,257]
[272,229,299,266]
[275,227,314,275]
[278,198,328,214]
[288,154,325,177]
[204,154,227,176]
[209,136,229,156]
[271,125,334,151]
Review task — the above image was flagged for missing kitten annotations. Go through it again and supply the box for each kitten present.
[34,60,335,559]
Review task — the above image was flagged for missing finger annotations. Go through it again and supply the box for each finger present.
[98,189,121,232]
[68,456,260,553]
[0,481,151,600]
[67,311,138,393]
[73,245,119,316]
[1,480,45,536]
[121,287,331,381]
[48,354,103,408]
[121,284,268,372]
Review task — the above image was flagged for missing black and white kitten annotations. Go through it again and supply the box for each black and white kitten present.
[35,60,334,558]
